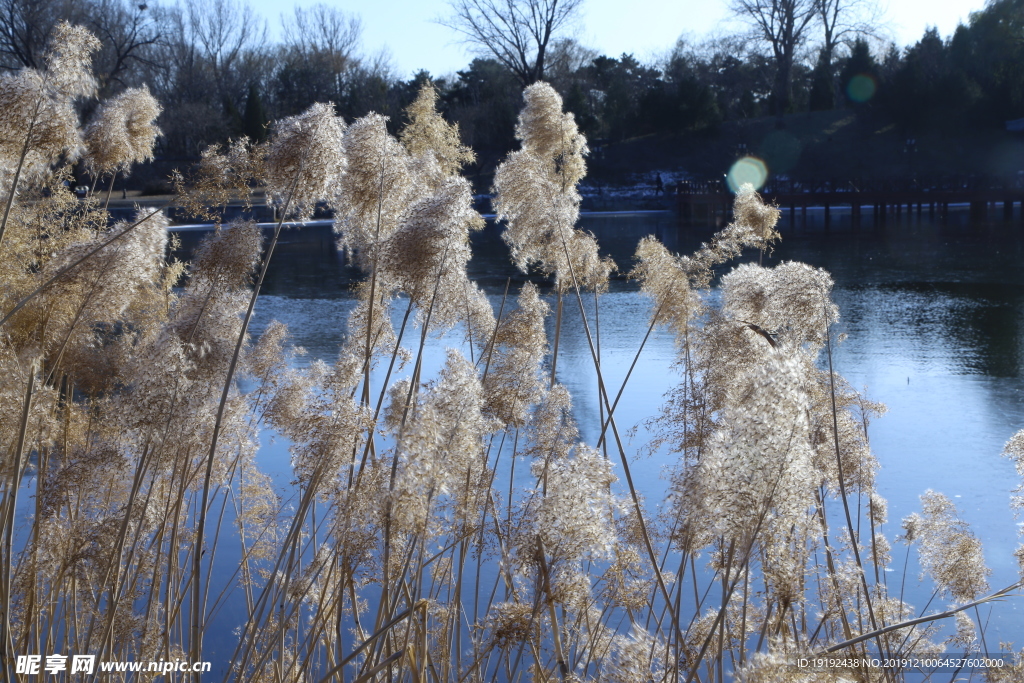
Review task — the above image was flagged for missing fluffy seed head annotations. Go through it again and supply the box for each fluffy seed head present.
[631,236,703,339]
[84,87,162,176]
[902,490,991,602]
[334,113,413,265]
[44,22,101,99]
[0,70,81,170]
[722,261,838,351]
[679,186,783,290]
[1003,429,1024,577]
[732,183,781,246]
[175,139,266,220]
[514,82,587,186]
[0,24,99,175]
[678,351,816,544]
[483,283,549,427]
[530,443,618,562]
[400,83,474,180]
[265,103,347,219]
[383,178,480,291]
[492,82,605,291]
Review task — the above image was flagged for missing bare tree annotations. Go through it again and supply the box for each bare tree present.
[731,0,817,116]
[814,0,887,106]
[0,0,165,96]
[283,4,361,61]
[545,37,596,76]
[87,0,164,95]
[817,0,887,63]
[281,4,362,97]
[144,0,269,155]
[0,0,75,70]
[441,0,583,86]
[184,0,265,90]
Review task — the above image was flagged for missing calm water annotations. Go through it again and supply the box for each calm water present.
[240,211,1024,654]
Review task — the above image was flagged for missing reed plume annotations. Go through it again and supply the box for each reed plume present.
[83,87,162,178]
[1,26,1022,683]
[493,82,613,292]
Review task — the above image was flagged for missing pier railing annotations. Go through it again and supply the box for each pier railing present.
[676,178,1024,228]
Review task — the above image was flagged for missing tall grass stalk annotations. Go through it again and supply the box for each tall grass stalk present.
[1,364,35,667]
[3,32,1024,683]
[0,105,40,255]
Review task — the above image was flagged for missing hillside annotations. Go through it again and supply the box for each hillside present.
[590,109,1024,189]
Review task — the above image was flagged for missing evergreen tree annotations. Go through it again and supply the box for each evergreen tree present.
[839,38,879,108]
[243,83,269,143]
[809,49,835,111]
[223,95,244,137]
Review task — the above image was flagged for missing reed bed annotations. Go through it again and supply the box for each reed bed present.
[1,24,1023,683]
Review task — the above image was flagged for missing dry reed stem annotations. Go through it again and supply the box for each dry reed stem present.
[1,364,35,671]
[5,46,1024,683]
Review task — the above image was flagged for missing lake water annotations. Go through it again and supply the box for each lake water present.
[234,209,1024,659]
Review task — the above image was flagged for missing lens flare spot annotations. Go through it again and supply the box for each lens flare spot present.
[847,74,876,103]
[727,156,768,192]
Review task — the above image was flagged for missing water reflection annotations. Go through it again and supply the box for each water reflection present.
[835,281,1024,379]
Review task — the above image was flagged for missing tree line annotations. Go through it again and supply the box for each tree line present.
[3,0,1024,182]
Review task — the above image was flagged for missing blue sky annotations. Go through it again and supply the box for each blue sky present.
[246,0,990,79]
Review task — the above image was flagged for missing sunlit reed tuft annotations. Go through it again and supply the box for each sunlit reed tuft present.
[1,34,1022,683]
[83,87,162,178]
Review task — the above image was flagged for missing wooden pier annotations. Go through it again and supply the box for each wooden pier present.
[676,181,1024,228]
